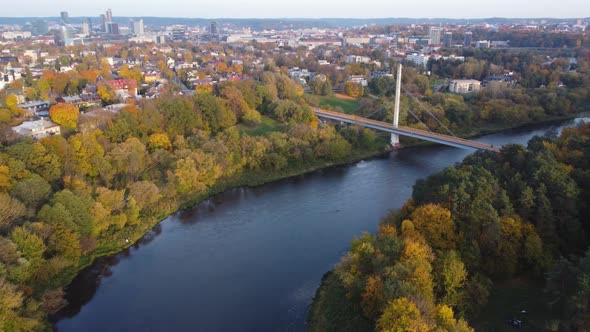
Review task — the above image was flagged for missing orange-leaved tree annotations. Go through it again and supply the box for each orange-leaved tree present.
[49,103,80,129]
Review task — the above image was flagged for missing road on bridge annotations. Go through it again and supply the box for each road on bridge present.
[313,108,501,152]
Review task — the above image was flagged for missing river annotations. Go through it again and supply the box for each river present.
[54,117,589,332]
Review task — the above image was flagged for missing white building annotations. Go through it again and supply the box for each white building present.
[449,79,481,94]
[406,53,430,68]
[348,75,368,87]
[12,119,61,139]
[345,55,371,64]
[2,31,32,40]
[429,27,441,45]
[345,37,371,45]
[132,19,145,36]
[129,35,157,43]
[476,40,490,48]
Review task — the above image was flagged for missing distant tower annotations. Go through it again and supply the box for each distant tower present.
[106,9,113,23]
[100,14,107,32]
[107,22,119,35]
[428,26,441,45]
[443,32,453,48]
[82,17,92,36]
[132,19,145,35]
[60,11,69,25]
[210,21,219,37]
[31,20,49,35]
[464,31,473,47]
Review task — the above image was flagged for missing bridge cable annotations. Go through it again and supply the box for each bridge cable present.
[402,104,434,133]
[401,86,457,137]
[368,91,434,132]
[364,104,386,119]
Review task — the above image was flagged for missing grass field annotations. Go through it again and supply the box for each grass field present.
[236,116,283,136]
[319,95,361,114]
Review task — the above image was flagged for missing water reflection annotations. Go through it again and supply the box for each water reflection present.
[52,223,163,322]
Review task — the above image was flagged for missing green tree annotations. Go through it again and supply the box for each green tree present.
[10,174,52,209]
[0,194,26,232]
[440,250,468,306]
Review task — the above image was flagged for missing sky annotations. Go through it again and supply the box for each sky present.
[2,0,589,18]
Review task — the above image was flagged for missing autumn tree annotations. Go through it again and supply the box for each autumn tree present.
[361,275,384,319]
[148,133,172,151]
[410,204,457,251]
[49,103,80,129]
[97,84,115,104]
[377,297,429,332]
[4,94,24,117]
[343,81,364,98]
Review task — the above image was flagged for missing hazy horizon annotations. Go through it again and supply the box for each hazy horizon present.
[2,0,589,20]
[1,15,590,19]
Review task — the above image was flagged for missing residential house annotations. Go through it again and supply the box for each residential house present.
[12,118,60,139]
[106,79,138,98]
[144,71,161,83]
[449,79,481,93]
[346,55,371,64]
[348,75,368,87]
[17,100,50,117]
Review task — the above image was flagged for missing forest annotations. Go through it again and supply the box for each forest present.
[0,72,383,331]
[309,121,590,331]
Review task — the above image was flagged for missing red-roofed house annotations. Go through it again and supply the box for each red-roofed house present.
[106,79,138,98]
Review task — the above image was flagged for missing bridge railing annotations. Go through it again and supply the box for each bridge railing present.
[312,108,500,152]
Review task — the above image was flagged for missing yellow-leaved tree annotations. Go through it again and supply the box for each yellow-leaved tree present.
[377,297,430,332]
[49,103,80,129]
[148,133,172,151]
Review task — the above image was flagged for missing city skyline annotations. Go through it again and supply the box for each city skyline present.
[2,0,589,19]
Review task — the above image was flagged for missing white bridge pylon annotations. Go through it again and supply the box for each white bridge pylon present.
[391,64,402,147]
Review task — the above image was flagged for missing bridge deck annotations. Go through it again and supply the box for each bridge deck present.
[313,108,500,152]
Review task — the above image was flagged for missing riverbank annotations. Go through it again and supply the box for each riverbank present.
[307,271,372,332]
[52,111,588,329]
[51,144,389,325]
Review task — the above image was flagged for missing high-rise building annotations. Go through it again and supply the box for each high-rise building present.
[464,31,473,47]
[61,25,75,40]
[107,22,119,35]
[101,14,107,32]
[132,19,144,35]
[106,9,113,23]
[443,32,453,48]
[428,26,441,45]
[82,18,92,36]
[60,11,69,25]
[170,25,186,40]
[156,35,167,44]
[210,21,219,36]
[31,20,49,35]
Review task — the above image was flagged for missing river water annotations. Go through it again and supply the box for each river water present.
[54,117,589,332]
